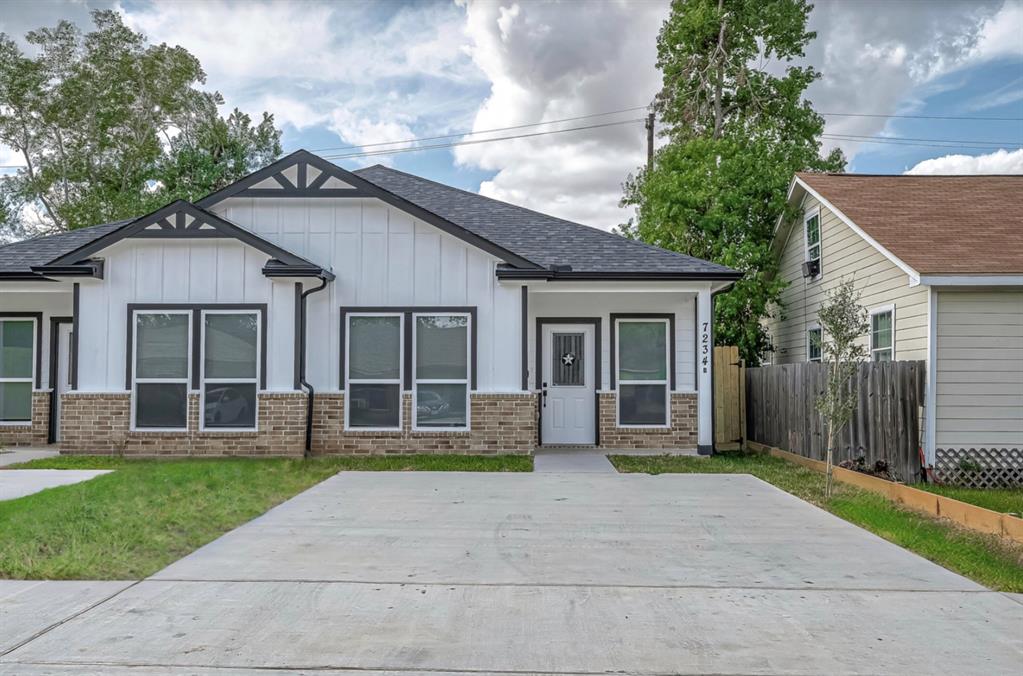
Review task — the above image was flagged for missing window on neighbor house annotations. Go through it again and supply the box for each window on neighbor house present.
[804,210,822,278]
[133,312,190,429]
[414,314,470,429]
[807,326,822,363]
[617,319,670,426]
[202,311,259,430]
[345,314,403,429]
[870,308,894,362]
[0,318,35,423]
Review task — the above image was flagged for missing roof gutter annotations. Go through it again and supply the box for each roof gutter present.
[297,275,330,457]
[262,261,336,280]
[495,268,743,281]
[29,260,105,280]
[0,272,55,281]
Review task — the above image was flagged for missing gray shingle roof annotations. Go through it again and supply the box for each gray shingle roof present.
[0,160,740,281]
[353,165,738,277]
[0,220,129,277]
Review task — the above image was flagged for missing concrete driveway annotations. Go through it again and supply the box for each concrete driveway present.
[2,471,1021,675]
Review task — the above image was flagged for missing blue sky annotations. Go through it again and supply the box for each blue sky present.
[1,0,1021,230]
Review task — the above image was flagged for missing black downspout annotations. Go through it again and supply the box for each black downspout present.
[298,277,329,457]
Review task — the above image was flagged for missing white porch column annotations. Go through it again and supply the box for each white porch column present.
[697,286,714,454]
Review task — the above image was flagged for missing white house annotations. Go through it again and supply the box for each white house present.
[768,172,1023,471]
[0,150,740,456]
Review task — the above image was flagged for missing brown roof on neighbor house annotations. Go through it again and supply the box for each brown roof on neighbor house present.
[795,173,1023,275]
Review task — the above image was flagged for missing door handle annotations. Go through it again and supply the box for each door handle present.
[541,382,548,408]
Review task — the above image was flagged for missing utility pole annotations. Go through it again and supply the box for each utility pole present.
[645,112,655,171]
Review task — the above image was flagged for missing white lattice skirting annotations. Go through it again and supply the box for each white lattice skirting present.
[934,448,1023,488]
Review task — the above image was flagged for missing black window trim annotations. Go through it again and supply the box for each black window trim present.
[609,313,676,391]
[125,304,268,392]
[611,313,675,428]
[339,306,478,392]
[0,312,43,424]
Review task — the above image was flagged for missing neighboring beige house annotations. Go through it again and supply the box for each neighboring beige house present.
[767,173,1022,468]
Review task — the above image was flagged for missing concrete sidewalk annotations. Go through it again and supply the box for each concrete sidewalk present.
[0,469,112,501]
[2,472,1020,675]
[0,448,59,468]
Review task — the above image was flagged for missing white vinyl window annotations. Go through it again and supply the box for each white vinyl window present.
[345,313,403,430]
[870,306,895,362]
[807,325,822,363]
[201,310,260,431]
[0,318,36,423]
[616,319,670,427]
[804,208,822,279]
[132,311,191,430]
[413,313,470,430]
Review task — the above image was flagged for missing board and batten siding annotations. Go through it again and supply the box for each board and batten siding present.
[210,197,523,393]
[528,292,696,392]
[766,194,928,363]
[75,238,293,392]
[935,288,1023,450]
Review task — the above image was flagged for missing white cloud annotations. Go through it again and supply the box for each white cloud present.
[116,0,484,161]
[905,148,1023,174]
[802,0,1019,159]
[454,0,665,230]
[450,0,1021,229]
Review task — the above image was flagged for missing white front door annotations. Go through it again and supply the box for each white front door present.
[54,323,73,442]
[541,324,595,445]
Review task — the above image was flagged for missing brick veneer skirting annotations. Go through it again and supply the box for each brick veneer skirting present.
[59,392,307,456]
[0,391,50,447]
[598,392,697,449]
[311,393,537,455]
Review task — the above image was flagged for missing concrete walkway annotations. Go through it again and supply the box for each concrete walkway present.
[533,448,617,472]
[0,447,59,468]
[2,472,1021,675]
[0,469,112,501]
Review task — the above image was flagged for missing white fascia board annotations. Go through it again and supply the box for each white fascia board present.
[919,274,1023,287]
[513,280,714,294]
[792,177,921,287]
[0,281,75,293]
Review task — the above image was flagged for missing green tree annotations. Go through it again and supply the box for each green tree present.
[814,278,869,496]
[0,10,281,241]
[621,0,844,364]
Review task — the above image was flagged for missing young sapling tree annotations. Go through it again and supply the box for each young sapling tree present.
[814,278,869,496]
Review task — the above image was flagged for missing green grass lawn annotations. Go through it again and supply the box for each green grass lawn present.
[1,454,531,580]
[912,483,1023,516]
[611,453,1023,592]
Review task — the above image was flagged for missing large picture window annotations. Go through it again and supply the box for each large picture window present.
[345,314,403,430]
[617,319,670,426]
[202,311,259,430]
[0,318,36,423]
[414,314,469,430]
[133,311,190,429]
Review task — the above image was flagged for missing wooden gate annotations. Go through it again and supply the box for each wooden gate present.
[713,346,745,450]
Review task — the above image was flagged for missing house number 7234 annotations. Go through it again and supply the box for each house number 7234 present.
[701,321,710,374]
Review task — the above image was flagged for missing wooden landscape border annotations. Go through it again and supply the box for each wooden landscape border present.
[746,440,1023,544]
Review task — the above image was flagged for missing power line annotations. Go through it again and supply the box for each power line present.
[821,111,1023,122]
[824,133,1020,146]
[309,105,651,153]
[310,108,1022,155]
[821,135,1021,151]
[318,118,646,161]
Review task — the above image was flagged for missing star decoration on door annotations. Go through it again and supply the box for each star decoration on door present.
[561,352,576,366]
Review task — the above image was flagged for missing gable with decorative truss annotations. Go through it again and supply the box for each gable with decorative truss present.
[197,149,374,205]
[43,199,333,280]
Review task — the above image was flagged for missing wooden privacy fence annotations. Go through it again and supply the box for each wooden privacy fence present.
[713,346,745,449]
[746,360,926,482]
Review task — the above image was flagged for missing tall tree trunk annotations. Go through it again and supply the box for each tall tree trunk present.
[713,0,726,139]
